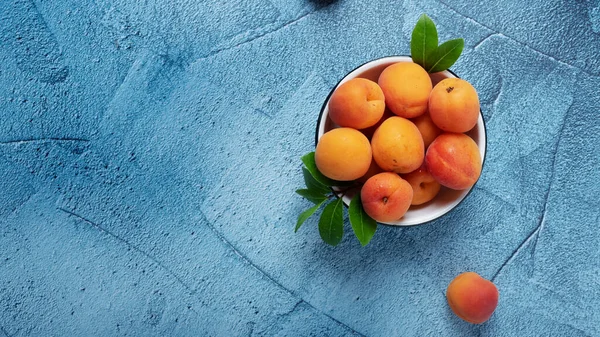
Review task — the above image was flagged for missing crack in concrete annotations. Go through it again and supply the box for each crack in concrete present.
[559,323,589,337]
[10,0,69,83]
[0,138,89,145]
[473,185,517,210]
[198,210,366,337]
[29,0,55,41]
[285,299,304,316]
[530,206,547,272]
[254,108,273,119]
[8,192,36,218]
[529,279,586,313]
[491,100,573,282]
[195,8,320,64]
[491,75,504,114]
[491,221,541,283]
[530,100,570,267]
[57,207,197,295]
[98,56,143,128]
[436,0,599,77]
[473,32,499,50]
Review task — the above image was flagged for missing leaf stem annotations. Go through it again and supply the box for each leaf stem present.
[330,181,362,199]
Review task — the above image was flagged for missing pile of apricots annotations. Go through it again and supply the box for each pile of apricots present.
[315,62,483,223]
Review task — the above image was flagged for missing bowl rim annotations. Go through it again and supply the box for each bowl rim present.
[314,55,488,227]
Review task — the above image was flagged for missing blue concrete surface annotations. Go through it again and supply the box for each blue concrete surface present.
[1,0,599,335]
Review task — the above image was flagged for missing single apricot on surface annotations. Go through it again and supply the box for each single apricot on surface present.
[315,128,372,181]
[411,112,443,149]
[378,62,432,118]
[446,272,499,324]
[425,133,482,190]
[360,172,413,222]
[328,78,386,129]
[371,116,424,174]
[402,164,441,205]
[429,78,480,133]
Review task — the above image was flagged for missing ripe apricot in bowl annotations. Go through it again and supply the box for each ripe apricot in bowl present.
[361,172,413,222]
[371,116,425,174]
[328,78,386,129]
[411,112,442,149]
[426,133,482,190]
[378,62,432,118]
[402,164,441,206]
[316,56,487,226]
[315,127,372,181]
[429,78,480,133]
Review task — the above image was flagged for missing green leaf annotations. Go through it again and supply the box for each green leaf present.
[295,200,326,232]
[296,189,328,204]
[349,193,377,246]
[301,152,337,187]
[303,167,330,194]
[425,38,464,73]
[411,14,438,68]
[318,198,344,246]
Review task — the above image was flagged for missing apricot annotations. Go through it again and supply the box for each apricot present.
[402,164,441,205]
[360,172,413,222]
[411,112,442,149]
[315,128,372,181]
[371,116,424,174]
[425,133,482,190]
[429,78,480,133]
[446,272,499,324]
[378,62,432,118]
[328,78,386,129]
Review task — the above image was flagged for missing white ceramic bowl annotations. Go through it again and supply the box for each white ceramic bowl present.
[316,56,487,226]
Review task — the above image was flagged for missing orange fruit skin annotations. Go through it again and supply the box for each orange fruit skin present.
[446,272,499,324]
[401,164,441,205]
[315,128,372,181]
[425,133,482,190]
[378,62,433,118]
[411,112,442,149]
[429,78,480,133]
[360,172,413,222]
[328,78,386,129]
[371,116,425,174]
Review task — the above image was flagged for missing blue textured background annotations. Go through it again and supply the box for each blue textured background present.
[1,0,599,336]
